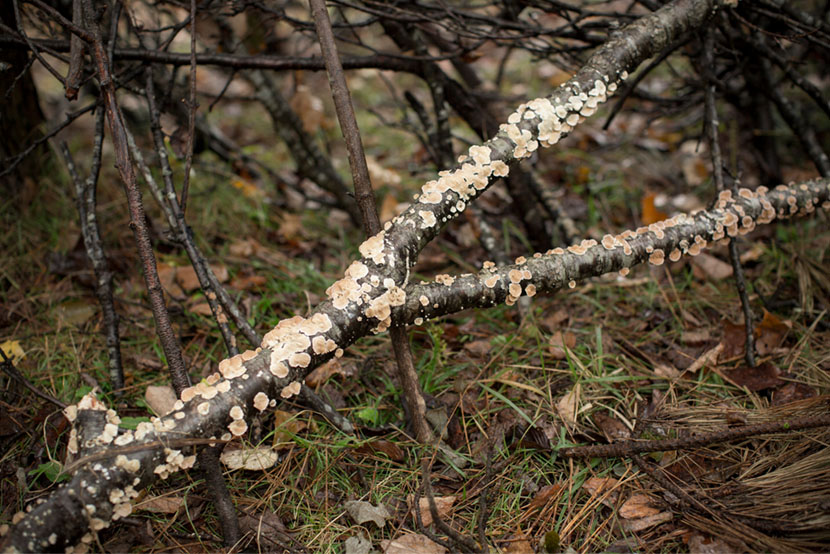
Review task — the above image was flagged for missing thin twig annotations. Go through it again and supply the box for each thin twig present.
[180,0,198,216]
[703,29,756,367]
[309,0,433,443]
[559,413,830,459]
[0,348,66,409]
[60,125,125,391]
[421,458,481,552]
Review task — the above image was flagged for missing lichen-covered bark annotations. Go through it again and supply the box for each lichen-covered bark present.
[9,1,814,551]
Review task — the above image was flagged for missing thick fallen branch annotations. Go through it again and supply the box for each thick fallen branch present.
[10,0,826,551]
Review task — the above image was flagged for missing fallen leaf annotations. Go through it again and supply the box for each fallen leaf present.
[504,532,535,554]
[305,359,351,387]
[641,192,668,225]
[688,532,737,553]
[175,264,228,292]
[582,476,618,499]
[619,494,661,519]
[541,308,569,332]
[720,319,746,360]
[620,511,672,532]
[381,533,447,554]
[412,495,456,527]
[344,533,373,554]
[722,361,784,391]
[156,262,185,299]
[367,156,402,188]
[653,362,680,379]
[344,500,391,528]
[463,339,492,357]
[188,301,214,316]
[54,300,97,326]
[528,484,564,511]
[771,382,817,406]
[278,213,305,242]
[229,238,256,257]
[681,329,710,346]
[556,384,581,425]
[691,253,733,281]
[548,330,576,360]
[229,273,267,290]
[231,178,262,199]
[353,440,405,463]
[239,511,287,550]
[136,495,183,513]
[0,340,25,364]
[144,385,177,416]
[273,410,308,443]
[220,445,279,470]
[753,310,790,355]
[290,85,326,133]
[380,193,399,224]
[593,412,630,441]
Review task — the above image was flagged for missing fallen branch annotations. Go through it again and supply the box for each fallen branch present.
[9,1,828,551]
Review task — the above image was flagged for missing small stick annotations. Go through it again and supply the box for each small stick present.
[309,0,433,443]
[559,413,830,459]
[702,30,756,367]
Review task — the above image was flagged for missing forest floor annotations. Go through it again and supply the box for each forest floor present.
[2,51,830,554]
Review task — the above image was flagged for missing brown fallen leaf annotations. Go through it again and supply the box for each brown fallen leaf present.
[230,274,267,290]
[381,533,447,554]
[681,329,711,346]
[412,495,456,527]
[753,309,790,355]
[549,330,576,360]
[353,440,405,463]
[722,361,785,391]
[687,343,724,373]
[175,263,228,292]
[593,412,631,441]
[688,532,737,553]
[380,193,399,224]
[273,410,308,443]
[691,253,733,281]
[556,384,581,425]
[504,532,535,554]
[620,511,672,532]
[305,359,351,387]
[582,476,619,502]
[239,511,288,550]
[720,319,746,360]
[771,382,817,406]
[619,494,661,519]
[136,495,183,513]
[540,308,569,332]
[528,483,564,511]
[188,301,214,316]
[463,339,493,357]
[641,192,668,224]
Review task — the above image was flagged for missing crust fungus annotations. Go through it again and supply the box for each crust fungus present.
[228,419,248,437]
[280,381,302,399]
[229,406,244,420]
[649,250,665,266]
[358,231,387,265]
[218,355,246,380]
